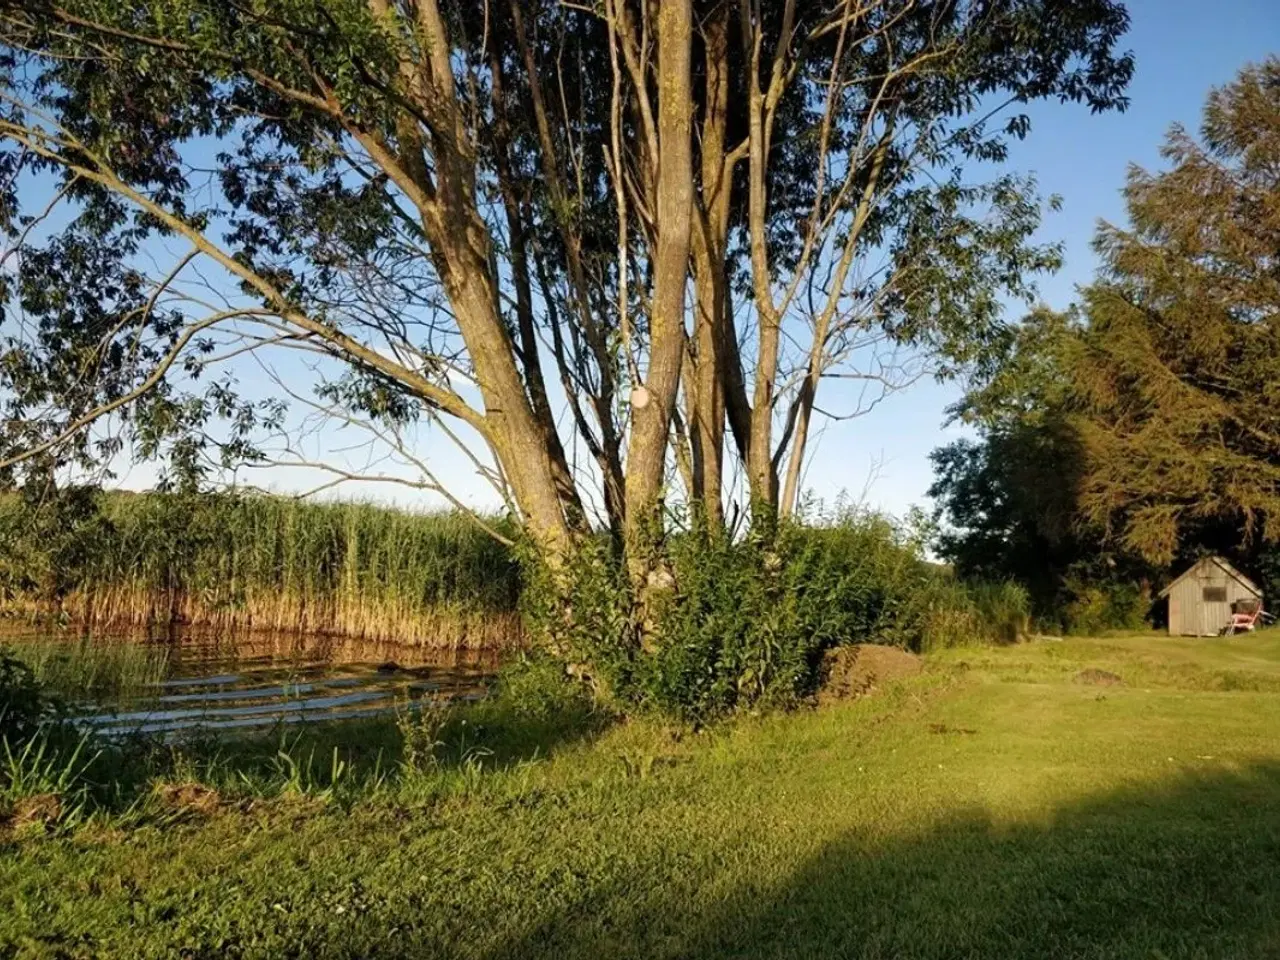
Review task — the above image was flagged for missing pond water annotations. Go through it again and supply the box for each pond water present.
[3,630,496,739]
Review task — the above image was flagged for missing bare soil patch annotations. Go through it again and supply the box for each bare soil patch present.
[1075,668,1124,686]
[818,644,923,705]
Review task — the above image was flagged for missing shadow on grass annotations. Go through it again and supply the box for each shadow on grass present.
[476,762,1280,960]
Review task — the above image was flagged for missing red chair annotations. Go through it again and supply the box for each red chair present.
[1227,598,1263,634]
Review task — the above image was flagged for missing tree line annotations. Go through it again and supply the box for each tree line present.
[930,58,1280,629]
[6,0,1239,707]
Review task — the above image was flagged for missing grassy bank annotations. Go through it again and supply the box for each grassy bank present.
[4,633,1280,958]
[0,491,521,650]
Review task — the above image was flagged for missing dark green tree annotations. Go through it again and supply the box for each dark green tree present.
[1072,57,1280,566]
[929,308,1154,627]
[933,61,1280,625]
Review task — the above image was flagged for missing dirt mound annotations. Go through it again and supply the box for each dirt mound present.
[818,644,923,705]
[0,793,62,839]
[153,782,221,817]
[1075,668,1123,687]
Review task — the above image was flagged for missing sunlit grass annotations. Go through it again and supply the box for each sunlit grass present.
[4,635,1280,957]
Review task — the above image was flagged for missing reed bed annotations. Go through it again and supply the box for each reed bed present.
[0,492,523,651]
[4,638,171,697]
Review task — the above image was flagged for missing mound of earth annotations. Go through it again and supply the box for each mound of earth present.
[153,782,222,816]
[818,644,922,705]
[0,792,62,839]
[1075,668,1123,686]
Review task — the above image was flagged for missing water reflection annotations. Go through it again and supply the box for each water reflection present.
[5,629,496,738]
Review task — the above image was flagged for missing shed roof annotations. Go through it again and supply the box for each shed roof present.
[1158,556,1261,599]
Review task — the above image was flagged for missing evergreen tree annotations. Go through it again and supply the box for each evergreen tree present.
[1073,58,1280,565]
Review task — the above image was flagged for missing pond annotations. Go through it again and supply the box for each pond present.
[3,630,496,739]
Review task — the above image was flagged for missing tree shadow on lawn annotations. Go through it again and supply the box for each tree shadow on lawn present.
[476,761,1280,960]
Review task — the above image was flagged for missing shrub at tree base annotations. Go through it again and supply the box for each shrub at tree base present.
[524,512,1031,722]
[0,651,50,745]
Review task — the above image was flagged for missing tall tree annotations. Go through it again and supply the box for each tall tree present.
[0,1,1132,645]
[930,310,1083,599]
[1071,57,1280,565]
[930,308,1158,621]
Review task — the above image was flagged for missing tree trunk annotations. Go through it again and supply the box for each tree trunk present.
[623,0,695,575]
[687,4,736,531]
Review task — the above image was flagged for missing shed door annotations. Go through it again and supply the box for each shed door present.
[1200,576,1230,635]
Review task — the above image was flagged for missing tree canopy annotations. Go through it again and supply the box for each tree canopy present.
[0,0,1132,533]
[1071,57,1280,565]
[931,59,1280,625]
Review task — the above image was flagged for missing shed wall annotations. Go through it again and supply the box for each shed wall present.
[1167,560,1259,636]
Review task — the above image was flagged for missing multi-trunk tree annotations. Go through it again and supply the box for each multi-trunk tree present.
[0,1,1132,642]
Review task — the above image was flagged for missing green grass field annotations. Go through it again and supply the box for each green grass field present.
[5,633,1280,959]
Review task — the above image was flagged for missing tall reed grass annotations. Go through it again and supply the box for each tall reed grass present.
[5,639,171,697]
[0,491,522,650]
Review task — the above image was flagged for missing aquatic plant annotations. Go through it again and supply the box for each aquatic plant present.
[0,491,522,649]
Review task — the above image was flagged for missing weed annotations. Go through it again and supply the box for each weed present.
[0,730,98,833]
[397,699,452,773]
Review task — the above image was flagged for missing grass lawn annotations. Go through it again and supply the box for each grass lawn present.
[5,632,1280,958]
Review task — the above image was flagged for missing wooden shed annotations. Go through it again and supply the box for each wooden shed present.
[1159,557,1262,637]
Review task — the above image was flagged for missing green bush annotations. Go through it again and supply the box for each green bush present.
[523,509,1025,722]
[1063,578,1150,635]
[0,649,52,744]
[634,517,927,719]
[493,653,595,723]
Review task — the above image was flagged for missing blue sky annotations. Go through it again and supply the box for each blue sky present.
[803,0,1280,519]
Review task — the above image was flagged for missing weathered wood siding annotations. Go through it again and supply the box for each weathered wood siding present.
[1167,559,1259,636]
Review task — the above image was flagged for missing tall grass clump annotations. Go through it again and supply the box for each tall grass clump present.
[0,649,98,834]
[913,577,1031,651]
[0,488,522,650]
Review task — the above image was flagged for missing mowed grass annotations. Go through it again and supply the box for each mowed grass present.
[5,634,1280,959]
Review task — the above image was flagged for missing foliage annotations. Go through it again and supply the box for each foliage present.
[526,510,1032,720]
[492,653,595,725]
[914,578,1032,651]
[0,0,1133,613]
[1070,57,1280,565]
[0,649,52,744]
[0,0,1139,705]
[0,484,114,607]
[1061,578,1150,636]
[932,61,1280,629]
[0,653,96,833]
[0,730,97,832]
[928,306,1159,632]
[396,701,453,775]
